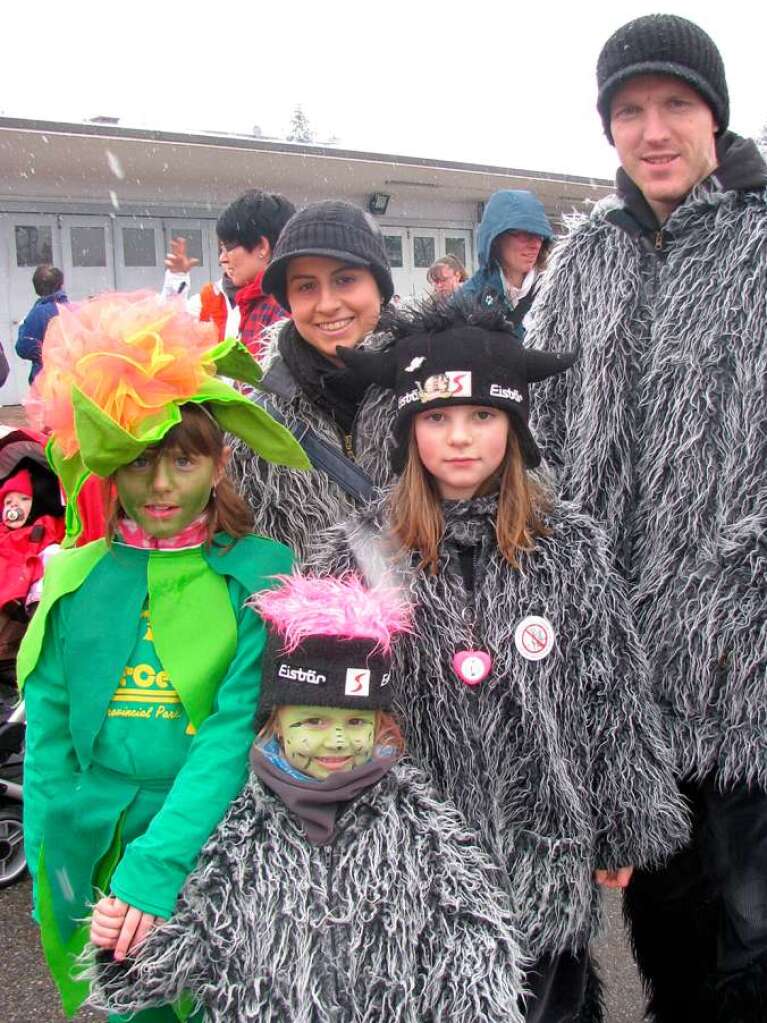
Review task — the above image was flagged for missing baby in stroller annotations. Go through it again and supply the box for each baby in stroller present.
[0,428,65,686]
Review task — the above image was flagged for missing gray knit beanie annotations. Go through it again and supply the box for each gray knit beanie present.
[597,14,729,143]
[263,200,394,310]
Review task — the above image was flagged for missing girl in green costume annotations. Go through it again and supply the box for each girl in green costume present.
[17,290,310,1021]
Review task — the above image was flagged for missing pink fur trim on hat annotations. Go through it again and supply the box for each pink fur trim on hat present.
[250,573,412,653]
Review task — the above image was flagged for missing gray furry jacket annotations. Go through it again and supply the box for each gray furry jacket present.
[228,322,396,562]
[307,496,689,958]
[527,133,767,792]
[88,761,527,1023]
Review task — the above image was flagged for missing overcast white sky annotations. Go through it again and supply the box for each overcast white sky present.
[2,0,765,182]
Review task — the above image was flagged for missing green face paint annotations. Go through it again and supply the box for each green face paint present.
[276,705,376,780]
[114,446,218,540]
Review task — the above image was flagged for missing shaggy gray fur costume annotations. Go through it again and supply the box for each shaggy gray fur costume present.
[87,762,527,1023]
[527,138,767,792]
[228,323,397,562]
[307,495,689,960]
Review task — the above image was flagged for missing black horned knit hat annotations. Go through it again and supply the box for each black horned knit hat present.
[337,299,576,473]
[597,14,729,143]
[249,574,411,727]
[262,200,394,311]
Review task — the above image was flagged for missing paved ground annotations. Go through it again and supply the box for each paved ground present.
[0,874,645,1022]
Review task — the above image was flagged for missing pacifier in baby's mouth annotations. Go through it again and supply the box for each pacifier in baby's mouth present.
[2,499,31,528]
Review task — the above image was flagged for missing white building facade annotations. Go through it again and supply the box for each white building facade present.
[0,117,611,406]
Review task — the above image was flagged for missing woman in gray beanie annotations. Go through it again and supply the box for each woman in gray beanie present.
[227,200,398,561]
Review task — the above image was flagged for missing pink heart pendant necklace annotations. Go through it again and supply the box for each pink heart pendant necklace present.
[452,649,493,686]
[452,591,493,687]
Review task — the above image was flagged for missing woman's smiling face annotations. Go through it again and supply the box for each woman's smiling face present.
[285,256,382,362]
[276,705,376,779]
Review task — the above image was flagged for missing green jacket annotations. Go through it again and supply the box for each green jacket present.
[19,532,292,1015]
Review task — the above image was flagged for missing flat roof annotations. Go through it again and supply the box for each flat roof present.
[0,115,612,189]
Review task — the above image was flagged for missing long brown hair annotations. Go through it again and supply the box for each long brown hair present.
[390,422,550,574]
[104,403,253,546]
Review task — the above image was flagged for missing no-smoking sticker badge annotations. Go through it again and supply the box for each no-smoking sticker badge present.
[514,616,555,661]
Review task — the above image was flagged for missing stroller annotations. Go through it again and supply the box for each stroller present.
[0,426,65,887]
[0,692,24,887]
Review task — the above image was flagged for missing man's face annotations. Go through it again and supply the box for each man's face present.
[610,74,718,223]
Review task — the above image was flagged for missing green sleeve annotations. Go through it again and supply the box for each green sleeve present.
[109,579,269,918]
[22,605,78,892]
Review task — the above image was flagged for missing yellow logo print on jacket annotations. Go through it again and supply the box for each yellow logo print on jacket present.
[108,607,187,725]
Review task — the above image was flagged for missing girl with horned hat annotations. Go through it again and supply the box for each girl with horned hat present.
[87,572,527,1023]
[308,300,689,1022]
[17,290,309,1020]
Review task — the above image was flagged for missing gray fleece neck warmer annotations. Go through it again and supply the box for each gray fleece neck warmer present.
[250,746,396,845]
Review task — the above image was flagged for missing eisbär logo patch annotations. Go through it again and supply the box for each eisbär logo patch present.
[345,668,371,696]
[417,371,471,403]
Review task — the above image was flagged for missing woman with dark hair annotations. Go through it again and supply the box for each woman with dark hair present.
[460,190,554,334]
[228,199,398,562]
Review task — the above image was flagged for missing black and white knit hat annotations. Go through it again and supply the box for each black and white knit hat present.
[262,200,394,310]
[337,300,576,473]
[250,575,411,725]
[597,14,729,143]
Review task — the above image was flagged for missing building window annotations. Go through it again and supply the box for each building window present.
[445,237,467,268]
[15,226,53,267]
[413,236,435,269]
[123,227,157,267]
[71,226,107,268]
[383,235,403,269]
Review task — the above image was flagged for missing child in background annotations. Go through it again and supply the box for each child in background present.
[19,291,309,1020]
[88,573,527,1023]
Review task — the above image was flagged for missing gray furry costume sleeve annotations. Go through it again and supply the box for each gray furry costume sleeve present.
[308,498,689,958]
[227,324,397,563]
[86,762,527,1023]
[527,185,767,790]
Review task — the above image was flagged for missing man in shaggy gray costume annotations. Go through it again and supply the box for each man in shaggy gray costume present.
[527,14,767,1022]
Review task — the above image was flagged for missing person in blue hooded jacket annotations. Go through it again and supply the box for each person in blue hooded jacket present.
[460,190,554,335]
[16,265,68,383]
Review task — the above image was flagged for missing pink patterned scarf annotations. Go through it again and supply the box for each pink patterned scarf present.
[116,513,210,550]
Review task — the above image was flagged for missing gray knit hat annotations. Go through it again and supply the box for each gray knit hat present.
[263,200,394,310]
[597,14,729,143]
